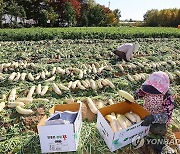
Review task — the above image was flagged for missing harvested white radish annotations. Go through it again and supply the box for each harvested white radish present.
[36,84,41,94]
[121,115,132,127]
[117,114,127,129]
[28,73,34,81]
[116,64,124,71]
[96,101,104,109]
[33,98,49,102]
[104,79,115,88]
[8,72,16,81]
[132,112,141,123]
[27,86,36,98]
[16,97,33,104]
[127,74,134,82]
[98,67,105,74]
[97,79,103,88]
[52,83,62,95]
[51,67,56,75]
[85,79,91,87]
[40,85,49,96]
[68,81,73,89]
[165,71,174,80]
[87,97,98,114]
[174,70,180,77]
[104,66,113,71]
[8,102,25,108]
[20,73,27,81]
[105,115,119,132]
[0,102,5,112]
[16,106,33,115]
[8,88,16,102]
[108,99,114,105]
[14,72,21,81]
[35,73,41,80]
[57,67,65,74]
[0,64,3,72]
[101,79,108,86]
[41,71,46,79]
[125,112,136,123]
[92,64,97,74]
[77,81,86,90]
[90,79,97,89]
[0,76,4,80]
[45,76,56,82]
[119,90,135,103]
[81,80,89,88]
[78,70,84,79]
[58,83,69,91]
[72,80,79,89]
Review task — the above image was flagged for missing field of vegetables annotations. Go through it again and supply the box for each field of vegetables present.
[0,33,180,154]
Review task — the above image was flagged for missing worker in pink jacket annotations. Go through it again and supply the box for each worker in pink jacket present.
[134,71,175,154]
[113,42,139,61]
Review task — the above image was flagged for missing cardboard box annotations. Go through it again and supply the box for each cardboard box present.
[97,101,150,152]
[37,103,82,153]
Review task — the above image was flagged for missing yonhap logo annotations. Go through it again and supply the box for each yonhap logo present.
[131,135,144,149]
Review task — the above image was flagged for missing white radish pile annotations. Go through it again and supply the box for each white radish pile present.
[105,111,142,132]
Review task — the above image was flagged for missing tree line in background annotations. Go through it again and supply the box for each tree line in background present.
[0,0,121,28]
[144,8,180,27]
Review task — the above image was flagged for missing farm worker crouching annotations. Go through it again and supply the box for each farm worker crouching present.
[113,42,139,61]
[134,71,175,154]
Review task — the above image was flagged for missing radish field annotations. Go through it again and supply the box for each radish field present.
[0,36,180,153]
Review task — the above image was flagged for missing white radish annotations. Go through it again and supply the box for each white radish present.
[57,67,65,74]
[68,81,73,89]
[81,80,89,88]
[58,83,69,91]
[36,84,41,94]
[41,71,46,79]
[117,114,127,129]
[125,112,136,123]
[13,72,21,81]
[27,86,36,98]
[8,72,16,81]
[132,112,141,123]
[97,79,103,88]
[33,98,49,102]
[127,74,134,82]
[101,79,108,86]
[105,115,119,132]
[40,85,49,96]
[20,73,27,81]
[16,106,33,115]
[87,97,98,114]
[85,79,91,87]
[28,73,34,81]
[108,99,114,105]
[72,80,79,89]
[35,73,41,80]
[92,64,97,74]
[51,67,56,75]
[0,102,5,112]
[78,70,84,79]
[53,83,62,95]
[8,102,25,108]
[16,97,33,104]
[8,88,16,102]
[98,67,105,74]
[116,64,124,71]
[104,79,115,88]
[77,81,86,90]
[45,76,56,82]
[90,79,97,89]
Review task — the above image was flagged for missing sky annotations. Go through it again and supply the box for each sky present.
[95,0,180,21]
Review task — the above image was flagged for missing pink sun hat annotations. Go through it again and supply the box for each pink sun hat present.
[143,71,170,95]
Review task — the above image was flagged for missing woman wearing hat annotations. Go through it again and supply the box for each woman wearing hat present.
[134,71,175,154]
[113,42,139,61]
